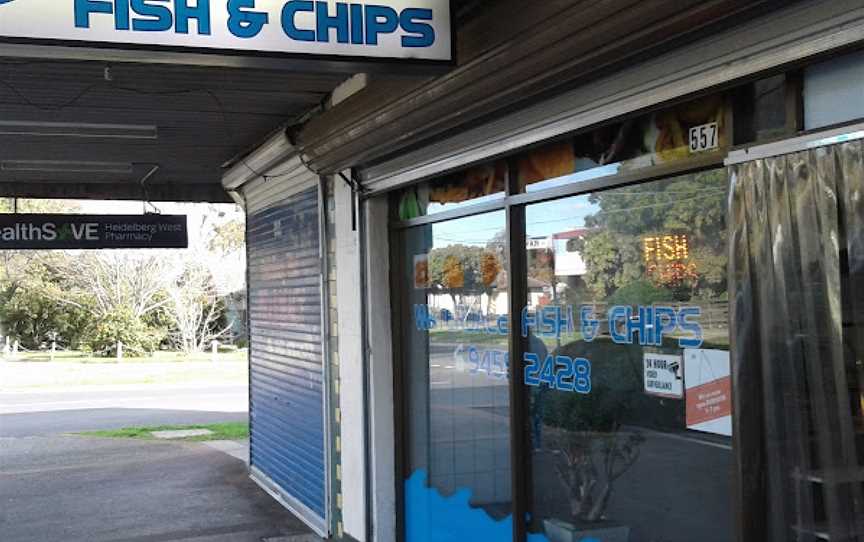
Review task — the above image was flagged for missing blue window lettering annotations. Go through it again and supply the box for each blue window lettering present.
[400,8,434,48]
[573,358,592,394]
[625,305,654,346]
[175,0,211,35]
[580,305,599,342]
[467,346,480,374]
[496,315,509,336]
[521,306,535,338]
[677,306,704,348]
[538,354,556,388]
[364,5,398,45]
[653,306,677,346]
[228,0,268,38]
[554,356,575,392]
[413,304,436,331]
[315,1,349,43]
[74,0,113,29]
[131,0,173,32]
[608,305,630,344]
[524,352,540,387]
[282,0,315,41]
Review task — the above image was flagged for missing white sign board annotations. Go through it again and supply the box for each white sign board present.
[527,237,552,250]
[643,353,683,399]
[0,0,452,62]
[684,348,732,437]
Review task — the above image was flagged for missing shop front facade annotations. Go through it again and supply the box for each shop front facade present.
[223,1,864,541]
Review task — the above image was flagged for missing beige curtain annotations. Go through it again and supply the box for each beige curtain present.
[729,140,864,541]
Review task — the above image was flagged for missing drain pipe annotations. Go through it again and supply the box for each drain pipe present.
[357,177,374,542]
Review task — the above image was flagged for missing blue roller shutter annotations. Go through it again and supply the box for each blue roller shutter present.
[244,167,328,536]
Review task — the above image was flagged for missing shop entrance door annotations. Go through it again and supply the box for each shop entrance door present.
[396,210,514,541]
[728,137,864,542]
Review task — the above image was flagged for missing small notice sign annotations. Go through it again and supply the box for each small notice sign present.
[684,349,732,437]
[643,353,683,398]
[0,214,187,250]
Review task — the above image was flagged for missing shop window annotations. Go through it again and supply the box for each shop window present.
[732,74,788,144]
[398,211,513,540]
[522,169,732,542]
[805,50,864,130]
[397,161,507,220]
[517,95,728,193]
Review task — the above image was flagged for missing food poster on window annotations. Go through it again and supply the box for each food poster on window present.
[684,348,732,436]
[414,254,430,290]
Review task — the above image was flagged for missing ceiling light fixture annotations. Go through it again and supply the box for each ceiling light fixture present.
[1,160,134,174]
[0,121,158,140]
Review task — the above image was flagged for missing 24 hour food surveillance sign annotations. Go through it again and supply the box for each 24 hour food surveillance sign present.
[0,0,452,61]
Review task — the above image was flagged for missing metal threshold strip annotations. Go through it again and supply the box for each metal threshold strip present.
[726,121,864,165]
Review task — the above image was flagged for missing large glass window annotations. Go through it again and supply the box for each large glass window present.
[399,211,513,541]
[521,169,732,542]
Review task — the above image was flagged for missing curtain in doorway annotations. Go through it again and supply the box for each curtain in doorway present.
[729,140,864,542]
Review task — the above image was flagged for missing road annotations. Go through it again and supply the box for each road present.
[0,384,317,541]
[0,384,248,437]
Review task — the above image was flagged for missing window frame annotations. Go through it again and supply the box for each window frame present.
[386,72,810,542]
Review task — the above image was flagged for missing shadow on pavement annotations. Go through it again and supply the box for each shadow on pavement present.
[0,431,312,542]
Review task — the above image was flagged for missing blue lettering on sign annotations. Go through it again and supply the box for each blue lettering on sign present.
[75,0,211,34]
[227,0,267,38]
[524,353,591,394]
[281,0,316,41]
[71,0,438,48]
[399,8,435,47]
[281,1,436,45]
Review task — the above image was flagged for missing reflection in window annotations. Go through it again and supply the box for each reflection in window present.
[518,94,727,192]
[523,169,732,542]
[400,211,514,541]
[397,162,507,220]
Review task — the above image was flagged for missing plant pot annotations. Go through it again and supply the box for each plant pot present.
[542,518,630,542]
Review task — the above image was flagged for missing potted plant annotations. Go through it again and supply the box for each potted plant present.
[538,340,646,542]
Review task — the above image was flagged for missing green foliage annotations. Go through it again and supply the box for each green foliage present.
[208,218,245,254]
[606,279,674,307]
[83,308,162,357]
[427,244,483,294]
[579,170,728,300]
[575,230,643,299]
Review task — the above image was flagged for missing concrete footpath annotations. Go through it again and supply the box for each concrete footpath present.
[0,434,316,542]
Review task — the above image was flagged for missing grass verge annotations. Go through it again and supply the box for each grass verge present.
[78,422,249,442]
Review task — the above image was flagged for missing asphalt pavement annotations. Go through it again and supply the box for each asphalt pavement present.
[0,384,316,542]
[0,384,248,437]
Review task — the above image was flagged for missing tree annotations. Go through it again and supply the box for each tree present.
[579,169,727,301]
[428,244,483,310]
[46,252,177,320]
[83,307,163,357]
[164,258,232,353]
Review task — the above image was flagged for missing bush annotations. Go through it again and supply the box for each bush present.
[83,309,163,357]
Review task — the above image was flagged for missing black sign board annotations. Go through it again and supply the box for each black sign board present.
[0,214,188,250]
